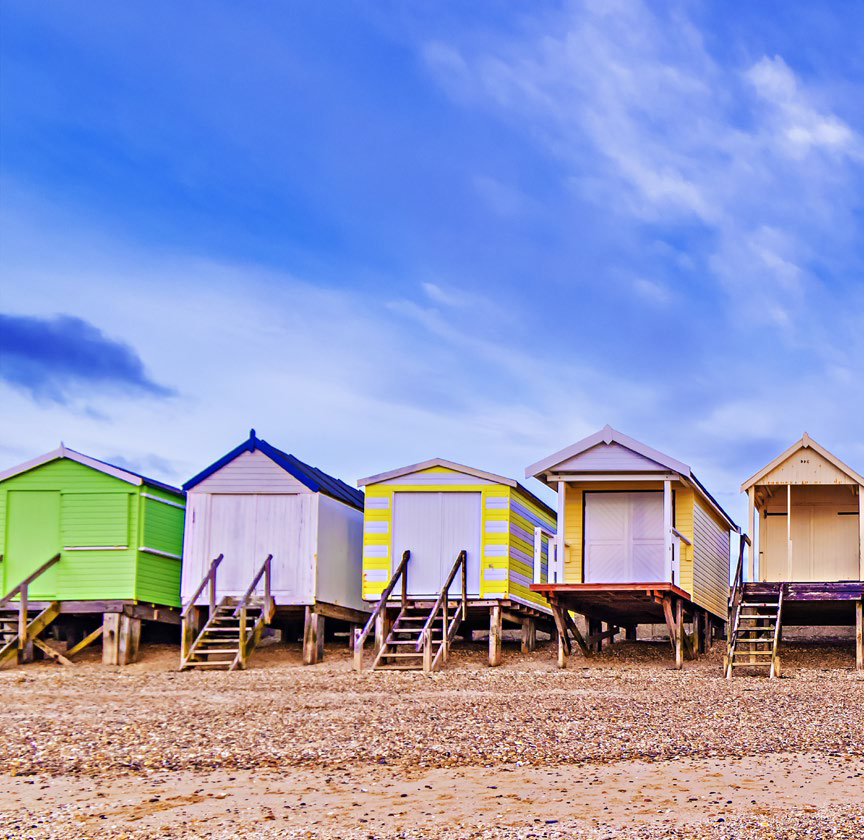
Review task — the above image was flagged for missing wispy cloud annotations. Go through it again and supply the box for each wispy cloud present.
[0,312,175,404]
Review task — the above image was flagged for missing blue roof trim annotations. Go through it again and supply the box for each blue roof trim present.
[183,433,364,510]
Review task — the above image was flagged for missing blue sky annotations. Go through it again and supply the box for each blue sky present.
[1,0,862,518]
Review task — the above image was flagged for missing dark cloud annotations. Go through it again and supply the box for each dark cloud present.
[0,313,175,403]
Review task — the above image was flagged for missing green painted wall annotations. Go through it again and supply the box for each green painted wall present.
[0,457,184,607]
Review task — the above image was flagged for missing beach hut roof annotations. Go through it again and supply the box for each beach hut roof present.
[184,430,364,510]
[0,444,182,496]
[526,425,738,532]
[740,432,864,491]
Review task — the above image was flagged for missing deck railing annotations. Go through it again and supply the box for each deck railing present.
[353,550,410,670]
[180,554,223,663]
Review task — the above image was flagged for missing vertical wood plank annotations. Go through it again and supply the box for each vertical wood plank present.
[316,615,325,662]
[674,598,684,670]
[488,605,502,667]
[102,613,120,665]
[557,628,566,669]
[787,484,793,581]
[663,480,673,583]
[556,482,566,583]
[303,607,321,665]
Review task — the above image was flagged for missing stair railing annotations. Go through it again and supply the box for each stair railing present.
[416,550,468,668]
[769,588,784,679]
[354,550,410,671]
[0,553,61,654]
[725,534,750,676]
[180,554,223,666]
[230,555,275,670]
[233,554,274,620]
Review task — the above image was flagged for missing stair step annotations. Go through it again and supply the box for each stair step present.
[185,661,234,669]
[374,664,424,671]
[380,652,427,659]
[733,652,774,658]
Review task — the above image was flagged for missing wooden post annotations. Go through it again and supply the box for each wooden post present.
[316,616,325,662]
[588,618,602,653]
[663,479,673,583]
[488,605,502,667]
[374,609,391,654]
[102,613,120,665]
[674,598,684,670]
[556,481,566,582]
[693,610,702,655]
[422,628,432,672]
[856,600,863,672]
[625,625,637,641]
[605,622,615,645]
[521,617,536,653]
[748,486,757,582]
[303,607,322,665]
[705,616,714,650]
[347,623,358,650]
[557,628,566,669]
[117,615,141,666]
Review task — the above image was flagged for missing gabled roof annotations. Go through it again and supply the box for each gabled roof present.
[0,445,183,497]
[358,457,518,488]
[526,425,738,532]
[526,425,690,478]
[741,432,864,491]
[184,431,364,510]
[357,457,556,518]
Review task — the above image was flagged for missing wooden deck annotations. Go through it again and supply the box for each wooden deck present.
[743,582,864,626]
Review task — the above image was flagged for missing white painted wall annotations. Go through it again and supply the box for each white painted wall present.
[315,494,367,612]
[181,491,317,604]
[192,450,312,494]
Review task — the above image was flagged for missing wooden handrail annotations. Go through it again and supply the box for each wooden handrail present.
[671,528,692,547]
[181,554,224,619]
[354,551,410,668]
[233,555,273,617]
[417,550,467,653]
[0,554,60,606]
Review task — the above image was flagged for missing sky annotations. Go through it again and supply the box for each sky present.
[1,0,863,521]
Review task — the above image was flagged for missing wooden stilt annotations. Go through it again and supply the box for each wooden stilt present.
[374,609,391,654]
[316,616,326,661]
[489,605,502,667]
[557,628,566,669]
[118,615,141,665]
[347,623,358,650]
[605,622,615,645]
[303,607,323,665]
[464,628,474,642]
[102,613,120,665]
[856,600,863,672]
[625,625,637,641]
[521,618,536,653]
[693,610,703,655]
[674,598,684,670]
[588,618,602,653]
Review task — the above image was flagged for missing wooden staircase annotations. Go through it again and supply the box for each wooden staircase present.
[726,588,783,678]
[0,554,63,669]
[355,549,468,673]
[180,554,275,672]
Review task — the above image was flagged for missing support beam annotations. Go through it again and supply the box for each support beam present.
[588,618,602,653]
[605,621,616,645]
[693,610,703,655]
[664,480,673,583]
[118,615,141,665]
[852,598,862,670]
[374,610,391,654]
[303,607,324,665]
[489,605,502,667]
[557,629,566,669]
[102,613,120,665]
[674,598,684,670]
[521,617,536,653]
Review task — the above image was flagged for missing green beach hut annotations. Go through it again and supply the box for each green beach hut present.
[0,445,185,667]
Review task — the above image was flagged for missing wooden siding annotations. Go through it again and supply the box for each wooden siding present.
[691,498,730,619]
[675,488,695,597]
[315,494,367,612]
[382,466,497,486]
[61,493,131,548]
[361,467,549,603]
[136,550,182,607]
[191,449,312,494]
[508,488,555,610]
[552,442,664,473]
[563,487,583,582]
[140,496,185,556]
[760,448,855,485]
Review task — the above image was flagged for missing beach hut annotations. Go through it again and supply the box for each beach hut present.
[524,426,739,669]
[180,431,368,669]
[0,445,185,668]
[353,458,556,671]
[732,433,864,676]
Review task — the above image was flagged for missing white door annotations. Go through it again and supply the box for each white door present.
[391,492,481,597]
[584,492,665,583]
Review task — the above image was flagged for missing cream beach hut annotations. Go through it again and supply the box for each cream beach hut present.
[353,458,556,671]
[179,431,368,670]
[525,426,739,669]
[730,433,864,676]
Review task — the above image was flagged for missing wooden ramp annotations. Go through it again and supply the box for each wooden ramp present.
[180,554,275,672]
